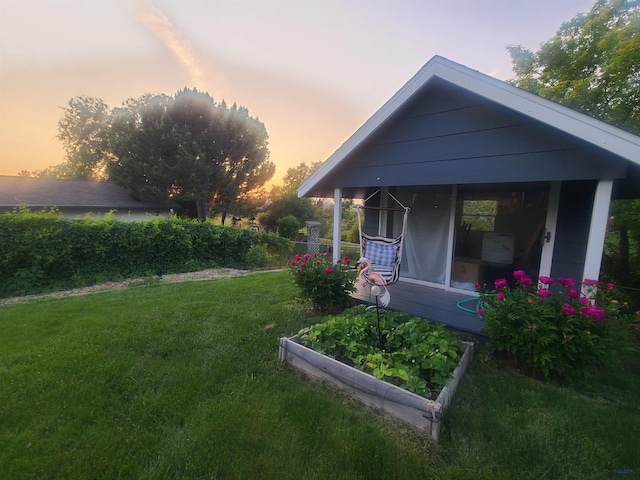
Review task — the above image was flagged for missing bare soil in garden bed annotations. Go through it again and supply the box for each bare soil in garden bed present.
[0,268,253,306]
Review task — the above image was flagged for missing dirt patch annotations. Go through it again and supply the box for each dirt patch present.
[0,268,251,306]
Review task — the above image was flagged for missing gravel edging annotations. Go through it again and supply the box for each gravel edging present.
[0,268,252,306]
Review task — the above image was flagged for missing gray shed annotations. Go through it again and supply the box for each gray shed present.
[299,56,640,334]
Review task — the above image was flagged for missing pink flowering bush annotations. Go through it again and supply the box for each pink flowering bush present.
[288,253,356,314]
[479,272,635,380]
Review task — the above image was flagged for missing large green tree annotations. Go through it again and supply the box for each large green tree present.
[508,0,640,135]
[508,0,640,287]
[109,89,274,221]
[281,160,324,194]
[46,96,112,180]
[49,89,274,221]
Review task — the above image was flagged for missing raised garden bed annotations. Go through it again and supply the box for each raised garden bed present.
[279,336,473,442]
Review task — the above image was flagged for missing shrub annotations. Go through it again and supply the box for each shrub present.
[0,210,291,297]
[276,215,302,240]
[297,305,463,398]
[245,244,271,268]
[480,271,636,380]
[287,252,356,314]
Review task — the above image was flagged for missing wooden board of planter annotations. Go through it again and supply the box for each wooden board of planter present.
[278,337,474,442]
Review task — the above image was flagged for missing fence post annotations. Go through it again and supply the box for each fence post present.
[306,221,321,255]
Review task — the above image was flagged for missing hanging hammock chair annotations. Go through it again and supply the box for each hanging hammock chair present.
[356,190,410,284]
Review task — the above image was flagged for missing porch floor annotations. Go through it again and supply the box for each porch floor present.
[352,280,486,337]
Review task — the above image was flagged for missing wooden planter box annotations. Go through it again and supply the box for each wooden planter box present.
[278,337,474,442]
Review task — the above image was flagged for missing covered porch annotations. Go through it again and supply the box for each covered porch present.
[301,57,640,336]
[352,280,486,336]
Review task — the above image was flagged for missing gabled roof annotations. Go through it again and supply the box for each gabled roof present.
[0,176,179,210]
[299,55,640,197]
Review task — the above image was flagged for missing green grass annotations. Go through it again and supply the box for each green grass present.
[1,271,638,479]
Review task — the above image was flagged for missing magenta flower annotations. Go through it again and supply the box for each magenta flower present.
[494,278,508,289]
[303,254,311,261]
[477,308,484,316]
[299,262,307,269]
[513,270,526,279]
[562,303,577,315]
[537,288,552,298]
[316,260,321,265]
[528,325,534,331]
[294,254,302,261]
[475,283,480,289]
[519,276,532,286]
[324,267,334,275]
[558,277,576,287]
[583,278,599,286]
[496,292,505,301]
[580,297,590,306]
[567,289,580,299]
[590,306,606,322]
[564,334,571,341]
[606,282,615,290]
[343,256,350,265]
[581,305,606,322]
[539,276,554,285]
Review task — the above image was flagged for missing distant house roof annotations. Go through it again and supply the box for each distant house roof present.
[0,176,179,211]
[299,55,640,198]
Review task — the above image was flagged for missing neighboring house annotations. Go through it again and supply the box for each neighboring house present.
[0,176,180,220]
[299,56,640,334]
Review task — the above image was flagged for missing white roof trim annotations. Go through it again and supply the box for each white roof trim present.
[299,55,640,197]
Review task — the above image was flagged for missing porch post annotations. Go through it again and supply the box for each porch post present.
[581,179,613,284]
[333,187,342,264]
[538,181,561,278]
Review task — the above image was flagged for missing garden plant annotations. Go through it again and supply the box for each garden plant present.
[287,252,356,314]
[479,270,638,380]
[297,305,463,399]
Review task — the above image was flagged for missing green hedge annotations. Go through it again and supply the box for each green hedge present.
[0,211,291,298]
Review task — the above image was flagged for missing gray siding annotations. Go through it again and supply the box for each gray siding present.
[323,79,627,196]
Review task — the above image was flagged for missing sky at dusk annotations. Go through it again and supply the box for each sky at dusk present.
[0,0,595,185]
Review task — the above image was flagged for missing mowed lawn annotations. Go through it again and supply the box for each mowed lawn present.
[1,271,638,479]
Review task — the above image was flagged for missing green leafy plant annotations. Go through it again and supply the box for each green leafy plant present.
[244,244,271,268]
[479,271,637,380]
[287,252,356,314]
[0,210,291,297]
[297,306,463,398]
